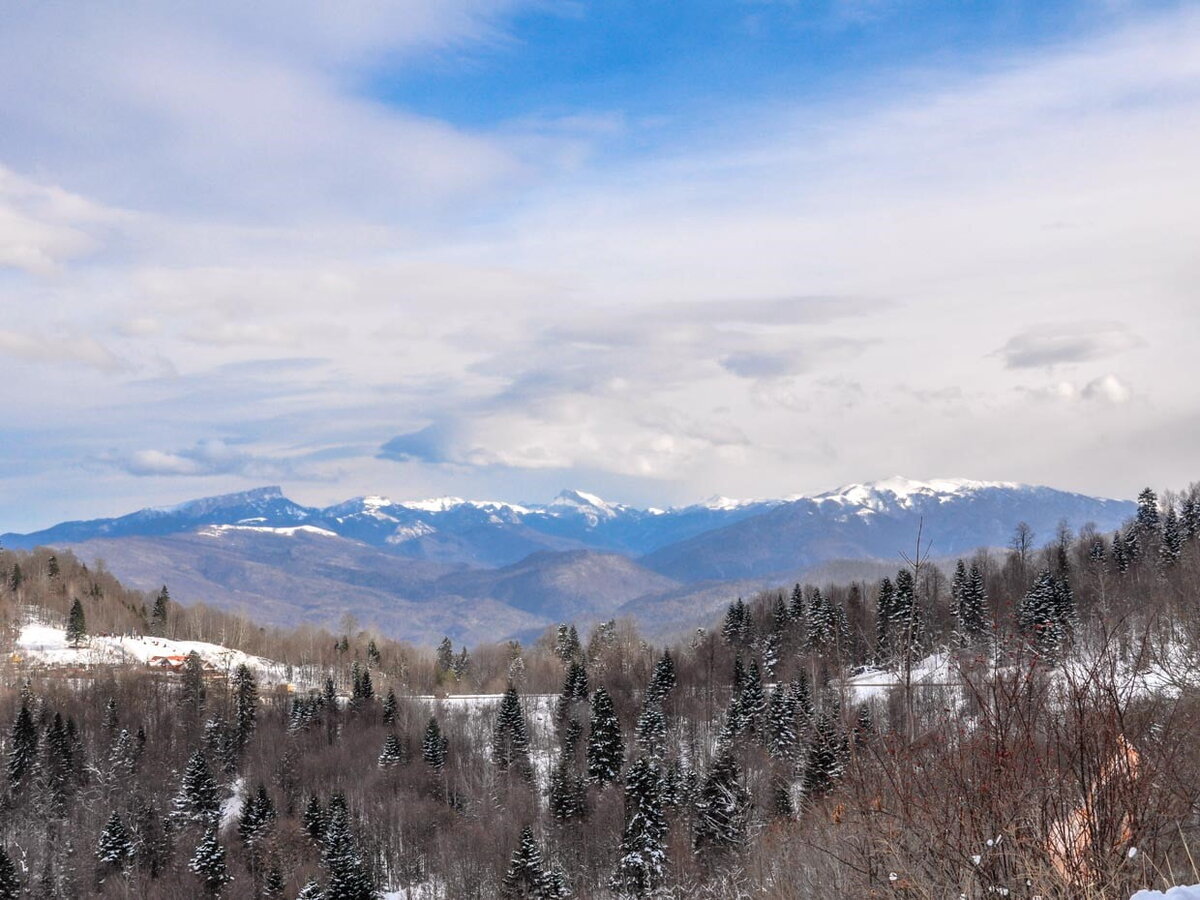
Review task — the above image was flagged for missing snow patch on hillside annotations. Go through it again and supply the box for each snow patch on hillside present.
[13,617,306,689]
[199,523,338,538]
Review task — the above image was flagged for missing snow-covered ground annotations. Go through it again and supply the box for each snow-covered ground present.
[1132,886,1200,899]
[11,617,306,689]
[844,651,958,704]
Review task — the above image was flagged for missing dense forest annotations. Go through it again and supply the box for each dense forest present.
[2,484,1200,898]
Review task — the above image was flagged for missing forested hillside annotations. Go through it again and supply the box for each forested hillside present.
[1,484,1199,898]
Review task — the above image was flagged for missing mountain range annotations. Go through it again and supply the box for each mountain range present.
[2,477,1135,646]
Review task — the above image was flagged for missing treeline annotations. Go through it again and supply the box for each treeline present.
[0,484,1198,897]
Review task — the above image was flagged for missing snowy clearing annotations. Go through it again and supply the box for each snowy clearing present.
[11,616,310,690]
[1131,886,1200,899]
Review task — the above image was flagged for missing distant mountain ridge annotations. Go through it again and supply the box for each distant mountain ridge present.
[2,477,1136,644]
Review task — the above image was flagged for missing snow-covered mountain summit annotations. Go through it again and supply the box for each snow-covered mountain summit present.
[3,478,1135,577]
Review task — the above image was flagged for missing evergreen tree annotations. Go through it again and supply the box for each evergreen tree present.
[1161,506,1183,568]
[1136,487,1160,534]
[237,783,276,846]
[804,712,848,798]
[611,757,668,898]
[548,746,587,824]
[766,687,798,762]
[378,734,406,769]
[322,796,375,900]
[297,879,324,900]
[875,577,896,659]
[66,597,87,647]
[366,639,381,667]
[889,569,923,661]
[740,660,766,737]
[262,861,285,899]
[436,637,454,674]
[1112,530,1131,574]
[1182,495,1200,543]
[129,793,170,879]
[381,688,398,726]
[422,717,448,772]
[634,702,667,760]
[807,588,840,653]
[586,687,624,786]
[493,685,533,778]
[182,651,207,710]
[173,749,220,826]
[693,745,749,859]
[188,827,233,896]
[0,846,19,900]
[645,650,676,704]
[955,563,989,645]
[950,559,968,622]
[770,767,795,820]
[232,663,258,751]
[303,795,326,843]
[1019,569,1073,655]
[788,582,805,622]
[151,586,170,635]
[554,624,582,662]
[7,703,38,786]
[95,810,133,879]
[787,671,815,731]
[500,827,549,899]
[102,697,119,731]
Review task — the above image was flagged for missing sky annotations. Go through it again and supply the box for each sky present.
[1,0,1198,531]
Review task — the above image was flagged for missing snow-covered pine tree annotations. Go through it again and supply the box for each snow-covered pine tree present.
[787,671,815,732]
[549,717,588,824]
[322,796,375,900]
[378,733,406,769]
[1161,505,1183,568]
[645,650,676,704]
[296,878,324,900]
[1111,530,1131,573]
[1182,495,1200,542]
[381,688,397,726]
[95,811,132,878]
[950,559,968,623]
[766,686,798,762]
[500,826,549,899]
[890,569,923,662]
[436,637,454,673]
[692,745,749,860]
[788,582,805,623]
[1136,486,1160,533]
[955,563,989,646]
[7,703,38,786]
[875,577,896,660]
[634,702,667,760]
[422,717,448,772]
[803,711,848,798]
[188,826,232,896]
[303,795,326,843]
[739,661,766,737]
[232,663,258,751]
[586,686,624,786]
[172,749,220,826]
[806,588,836,653]
[611,756,668,898]
[493,685,533,779]
[238,783,276,846]
[129,793,170,879]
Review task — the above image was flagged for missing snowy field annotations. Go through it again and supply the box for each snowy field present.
[11,618,307,689]
[1132,887,1200,899]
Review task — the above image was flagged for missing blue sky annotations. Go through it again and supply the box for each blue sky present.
[0,0,1198,530]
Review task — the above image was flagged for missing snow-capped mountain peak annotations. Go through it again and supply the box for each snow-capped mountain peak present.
[815,476,1027,511]
[547,489,620,518]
